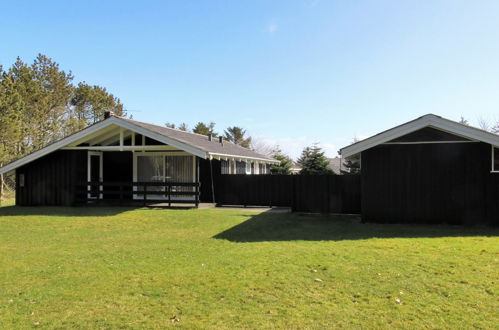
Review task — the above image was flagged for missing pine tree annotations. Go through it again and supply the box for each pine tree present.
[178,123,189,131]
[193,122,217,136]
[297,144,333,175]
[224,126,252,148]
[459,116,469,125]
[269,147,293,174]
[341,159,361,174]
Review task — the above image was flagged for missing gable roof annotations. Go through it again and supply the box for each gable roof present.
[117,117,276,162]
[0,115,277,175]
[340,114,499,158]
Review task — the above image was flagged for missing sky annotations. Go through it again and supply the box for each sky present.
[2,0,499,159]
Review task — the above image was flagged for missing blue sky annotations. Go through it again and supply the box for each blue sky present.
[2,0,499,159]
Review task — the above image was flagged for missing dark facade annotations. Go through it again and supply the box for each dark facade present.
[361,141,499,225]
[16,150,87,206]
[15,150,220,206]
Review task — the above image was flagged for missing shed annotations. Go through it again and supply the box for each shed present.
[340,114,499,225]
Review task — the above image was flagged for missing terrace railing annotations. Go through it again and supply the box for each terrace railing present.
[75,181,200,207]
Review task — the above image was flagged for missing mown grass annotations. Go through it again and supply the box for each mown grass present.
[0,204,497,329]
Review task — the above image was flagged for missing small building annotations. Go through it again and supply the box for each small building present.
[340,114,499,225]
[0,113,278,207]
[327,157,342,175]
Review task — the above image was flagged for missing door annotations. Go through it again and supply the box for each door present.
[87,151,103,199]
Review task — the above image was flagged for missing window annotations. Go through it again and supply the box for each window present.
[493,147,499,172]
[19,174,25,188]
[245,162,252,174]
[259,163,267,174]
[221,160,230,174]
[134,154,195,199]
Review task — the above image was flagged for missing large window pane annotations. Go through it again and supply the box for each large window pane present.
[137,155,164,194]
[166,156,194,197]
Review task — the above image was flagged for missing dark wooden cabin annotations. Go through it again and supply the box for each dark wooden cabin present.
[1,114,278,207]
[341,114,499,225]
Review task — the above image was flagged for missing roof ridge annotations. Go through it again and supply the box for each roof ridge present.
[116,116,255,151]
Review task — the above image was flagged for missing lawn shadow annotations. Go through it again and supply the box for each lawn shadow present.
[0,205,140,217]
[213,210,499,242]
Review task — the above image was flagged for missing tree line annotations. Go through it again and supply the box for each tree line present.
[0,54,353,190]
[0,54,124,168]
[165,121,253,148]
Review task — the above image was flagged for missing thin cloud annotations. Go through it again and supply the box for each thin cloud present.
[267,23,278,34]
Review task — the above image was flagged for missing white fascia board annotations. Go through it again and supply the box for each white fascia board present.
[0,119,116,175]
[110,117,207,158]
[0,117,209,175]
[428,117,499,147]
[340,117,431,158]
[340,114,499,158]
[207,152,280,164]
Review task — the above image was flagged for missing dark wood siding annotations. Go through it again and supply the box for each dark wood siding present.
[361,142,498,225]
[16,150,87,206]
[199,158,221,203]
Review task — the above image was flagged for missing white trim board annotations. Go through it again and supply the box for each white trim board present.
[383,141,478,145]
[0,117,210,175]
[208,152,280,164]
[340,114,499,158]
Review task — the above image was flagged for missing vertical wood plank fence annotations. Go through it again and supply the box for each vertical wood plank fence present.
[214,174,361,214]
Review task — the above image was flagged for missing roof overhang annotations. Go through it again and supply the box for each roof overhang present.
[0,116,280,175]
[340,114,499,158]
[207,152,280,164]
[0,117,209,175]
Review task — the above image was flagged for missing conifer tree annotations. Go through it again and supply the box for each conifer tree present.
[269,147,293,174]
[297,144,333,175]
[224,126,252,148]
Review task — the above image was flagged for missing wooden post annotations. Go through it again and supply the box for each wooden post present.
[143,183,147,206]
[195,157,200,208]
[0,172,3,206]
[209,158,216,204]
[168,184,171,207]
[119,184,123,205]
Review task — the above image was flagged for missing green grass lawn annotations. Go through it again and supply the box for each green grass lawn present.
[0,203,498,329]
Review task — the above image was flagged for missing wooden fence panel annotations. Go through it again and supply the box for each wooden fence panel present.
[214,174,361,214]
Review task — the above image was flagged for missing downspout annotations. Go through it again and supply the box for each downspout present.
[209,158,216,204]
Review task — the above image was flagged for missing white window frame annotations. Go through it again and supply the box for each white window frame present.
[231,160,236,174]
[492,146,499,173]
[245,161,252,175]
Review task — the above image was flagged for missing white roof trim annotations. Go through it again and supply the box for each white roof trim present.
[0,117,209,175]
[340,114,499,158]
[207,152,280,164]
[110,117,207,158]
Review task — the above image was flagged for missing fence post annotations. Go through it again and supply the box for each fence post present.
[0,173,3,206]
[195,182,199,208]
[119,184,124,205]
[327,176,331,214]
[168,184,171,207]
[143,183,147,206]
[291,175,296,212]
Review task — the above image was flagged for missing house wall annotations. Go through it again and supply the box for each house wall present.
[199,158,221,203]
[16,150,87,206]
[103,152,133,200]
[361,142,499,225]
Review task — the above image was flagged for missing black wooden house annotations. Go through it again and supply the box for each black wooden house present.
[340,114,499,225]
[0,113,278,207]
